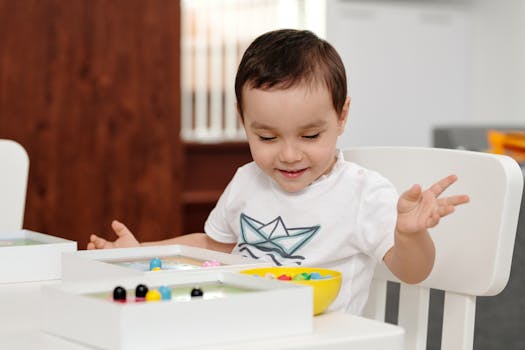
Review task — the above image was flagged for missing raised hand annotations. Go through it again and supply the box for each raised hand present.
[86,220,140,250]
[396,175,470,236]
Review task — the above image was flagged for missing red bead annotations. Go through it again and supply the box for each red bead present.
[277,274,292,280]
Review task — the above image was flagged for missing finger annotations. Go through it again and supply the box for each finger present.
[438,205,455,217]
[438,194,470,207]
[402,184,422,202]
[426,212,441,228]
[91,235,110,249]
[428,174,458,197]
[419,188,439,208]
[89,234,101,247]
[112,220,132,238]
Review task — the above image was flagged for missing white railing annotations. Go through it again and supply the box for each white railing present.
[180,0,326,143]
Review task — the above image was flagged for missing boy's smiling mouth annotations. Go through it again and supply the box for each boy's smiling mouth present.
[278,168,307,178]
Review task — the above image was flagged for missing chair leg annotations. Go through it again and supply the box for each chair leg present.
[441,292,476,350]
[398,284,430,350]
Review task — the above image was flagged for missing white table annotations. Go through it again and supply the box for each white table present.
[0,281,404,350]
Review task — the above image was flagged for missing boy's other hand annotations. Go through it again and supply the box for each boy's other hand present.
[86,220,140,249]
[396,174,470,236]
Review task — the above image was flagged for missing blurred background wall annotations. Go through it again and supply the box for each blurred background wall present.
[327,0,525,148]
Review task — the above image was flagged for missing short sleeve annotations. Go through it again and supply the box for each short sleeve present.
[204,172,239,244]
[356,172,398,262]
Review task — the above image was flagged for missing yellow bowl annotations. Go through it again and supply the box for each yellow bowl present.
[241,267,342,315]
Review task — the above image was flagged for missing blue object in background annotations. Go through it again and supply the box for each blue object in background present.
[149,257,162,271]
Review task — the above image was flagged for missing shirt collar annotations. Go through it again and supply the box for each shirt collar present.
[311,149,345,185]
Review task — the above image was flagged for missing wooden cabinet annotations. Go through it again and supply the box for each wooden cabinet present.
[181,142,252,234]
[0,0,183,248]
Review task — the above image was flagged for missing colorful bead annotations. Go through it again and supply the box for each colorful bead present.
[277,274,292,281]
[202,260,221,267]
[292,273,308,281]
[135,284,149,301]
[149,257,162,271]
[260,270,333,281]
[158,285,172,300]
[145,289,162,302]
[113,286,127,302]
[190,287,204,297]
[309,272,323,280]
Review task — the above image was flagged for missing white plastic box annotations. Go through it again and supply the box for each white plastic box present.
[62,244,270,281]
[0,229,77,283]
[42,271,313,350]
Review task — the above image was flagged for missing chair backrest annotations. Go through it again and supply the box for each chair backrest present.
[343,147,523,350]
[0,139,29,230]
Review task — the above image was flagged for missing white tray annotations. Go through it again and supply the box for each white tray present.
[42,271,313,350]
[0,229,77,283]
[62,244,270,281]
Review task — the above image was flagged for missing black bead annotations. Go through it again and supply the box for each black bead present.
[135,284,149,298]
[190,287,203,297]
[113,286,127,301]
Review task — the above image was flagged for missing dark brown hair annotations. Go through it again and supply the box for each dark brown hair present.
[235,29,347,118]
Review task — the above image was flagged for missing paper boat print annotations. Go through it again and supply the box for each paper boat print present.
[238,213,319,260]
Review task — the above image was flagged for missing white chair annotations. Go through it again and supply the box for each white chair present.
[0,139,29,230]
[344,147,524,350]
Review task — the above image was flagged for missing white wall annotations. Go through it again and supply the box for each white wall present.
[468,0,525,124]
[326,0,525,148]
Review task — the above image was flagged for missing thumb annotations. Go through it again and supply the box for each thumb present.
[402,184,422,202]
[111,220,133,238]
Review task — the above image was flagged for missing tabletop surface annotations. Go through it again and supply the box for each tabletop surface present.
[0,280,404,350]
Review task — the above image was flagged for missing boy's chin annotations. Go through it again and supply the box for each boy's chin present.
[275,180,309,193]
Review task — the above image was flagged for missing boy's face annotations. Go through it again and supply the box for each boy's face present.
[240,83,349,193]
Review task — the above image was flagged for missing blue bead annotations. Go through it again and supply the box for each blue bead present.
[158,285,172,300]
[310,272,323,280]
[149,257,162,271]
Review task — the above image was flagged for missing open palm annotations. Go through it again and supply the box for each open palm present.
[396,175,469,236]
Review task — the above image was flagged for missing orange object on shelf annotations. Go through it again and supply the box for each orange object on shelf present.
[487,130,525,163]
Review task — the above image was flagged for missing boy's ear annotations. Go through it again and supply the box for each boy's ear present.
[337,97,351,135]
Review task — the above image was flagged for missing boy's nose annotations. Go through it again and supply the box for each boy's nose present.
[279,142,302,163]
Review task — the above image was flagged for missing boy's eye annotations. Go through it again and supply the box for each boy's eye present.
[258,135,276,142]
[303,133,320,139]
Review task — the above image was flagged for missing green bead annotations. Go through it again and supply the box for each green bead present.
[293,274,307,281]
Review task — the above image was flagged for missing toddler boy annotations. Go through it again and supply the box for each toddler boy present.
[88,29,469,314]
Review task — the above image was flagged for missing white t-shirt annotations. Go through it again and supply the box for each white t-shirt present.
[205,151,398,314]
